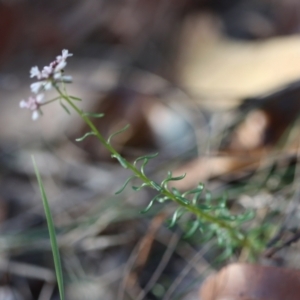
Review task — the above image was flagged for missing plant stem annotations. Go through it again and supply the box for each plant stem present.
[56,87,258,255]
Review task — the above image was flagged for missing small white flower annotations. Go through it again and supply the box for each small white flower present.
[31,81,52,94]
[41,66,52,78]
[54,60,66,73]
[36,93,45,103]
[53,72,62,80]
[32,110,40,120]
[19,100,28,108]
[28,49,73,94]
[30,66,42,79]
[44,81,52,91]
[54,50,72,73]
[57,49,73,61]
[31,81,45,94]
[20,49,73,120]
[19,94,44,120]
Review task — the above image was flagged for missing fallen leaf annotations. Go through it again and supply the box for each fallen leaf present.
[200,263,300,300]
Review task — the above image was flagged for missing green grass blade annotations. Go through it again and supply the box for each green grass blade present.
[32,156,65,300]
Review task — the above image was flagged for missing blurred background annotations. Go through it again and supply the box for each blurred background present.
[2,0,300,299]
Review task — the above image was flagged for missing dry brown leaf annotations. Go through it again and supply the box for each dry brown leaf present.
[179,14,300,109]
[200,263,300,300]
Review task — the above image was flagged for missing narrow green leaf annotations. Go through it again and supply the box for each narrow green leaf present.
[157,196,169,203]
[184,219,201,238]
[169,208,184,227]
[161,172,186,190]
[219,214,236,221]
[140,198,156,213]
[171,187,181,197]
[235,232,245,241]
[140,158,148,176]
[218,193,227,208]
[133,153,159,166]
[32,157,64,300]
[182,183,204,197]
[198,222,205,233]
[236,209,255,222]
[175,195,189,205]
[215,247,233,263]
[69,96,82,101]
[83,112,105,118]
[59,101,70,115]
[75,132,96,142]
[115,175,136,194]
[200,229,215,243]
[169,173,186,181]
[111,154,128,169]
[161,171,173,188]
[132,182,149,191]
[150,181,161,192]
[205,191,212,203]
[107,124,130,144]
[197,204,212,211]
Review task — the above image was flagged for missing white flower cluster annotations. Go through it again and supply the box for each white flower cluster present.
[20,49,73,120]
[30,49,73,94]
[19,94,44,120]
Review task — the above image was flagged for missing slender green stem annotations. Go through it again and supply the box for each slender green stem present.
[56,87,257,255]
[40,96,62,106]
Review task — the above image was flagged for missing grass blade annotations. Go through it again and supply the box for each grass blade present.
[32,156,65,300]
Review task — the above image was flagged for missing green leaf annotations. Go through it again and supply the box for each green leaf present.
[111,154,128,169]
[75,132,96,142]
[218,193,227,208]
[60,101,70,115]
[32,157,65,300]
[132,182,149,191]
[169,173,186,181]
[139,159,148,176]
[175,195,189,205]
[133,153,159,166]
[182,183,204,197]
[184,219,201,238]
[215,246,233,263]
[157,196,169,203]
[83,112,105,118]
[115,175,136,194]
[205,191,212,203]
[216,230,228,246]
[161,172,186,190]
[69,96,82,101]
[150,181,161,192]
[140,196,158,213]
[107,124,130,144]
[219,214,236,221]
[171,187,182,197]
[169,208,184,227]
[236,209,255,222]
[133,153,159,175]
[200,228,215,243]
[197,204,212,211]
